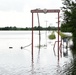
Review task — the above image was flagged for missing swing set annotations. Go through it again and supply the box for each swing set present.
[31,8,61,63]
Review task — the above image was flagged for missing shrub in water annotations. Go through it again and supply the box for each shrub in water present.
[48,31,56,39]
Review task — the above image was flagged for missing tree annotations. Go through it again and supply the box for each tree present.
[61,0,73,32]
[61,0,76,50]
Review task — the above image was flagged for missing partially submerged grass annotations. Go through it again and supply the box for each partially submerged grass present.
[48,31,72,40]
[57,31,72,39]
[48,31,56,39]
[58,31,67,38]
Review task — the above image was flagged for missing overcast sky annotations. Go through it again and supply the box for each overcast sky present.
[0,0,62,27]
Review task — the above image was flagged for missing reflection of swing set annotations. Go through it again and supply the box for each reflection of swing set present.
[53,37,69,58]
[53,41,62,57]
[31,9,60,63]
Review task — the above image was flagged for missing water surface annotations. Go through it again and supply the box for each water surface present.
[0,31,73,75]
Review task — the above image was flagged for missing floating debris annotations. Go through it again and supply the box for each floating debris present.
[9,47,13,49]
[36,44,47,48]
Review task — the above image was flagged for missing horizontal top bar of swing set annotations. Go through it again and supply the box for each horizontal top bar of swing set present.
[31,9,60,13]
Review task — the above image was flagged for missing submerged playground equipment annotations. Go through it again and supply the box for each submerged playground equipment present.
[31,8,60,63]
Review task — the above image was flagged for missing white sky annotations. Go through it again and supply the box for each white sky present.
[0,0,63,27]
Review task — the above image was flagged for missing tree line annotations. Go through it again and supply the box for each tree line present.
[0,26,60,30]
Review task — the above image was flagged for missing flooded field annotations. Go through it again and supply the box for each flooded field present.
[0,31,73,75]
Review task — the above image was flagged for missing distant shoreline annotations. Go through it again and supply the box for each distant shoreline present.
[0,26,60,30]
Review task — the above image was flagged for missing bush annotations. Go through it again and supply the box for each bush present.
[48,31,56,39]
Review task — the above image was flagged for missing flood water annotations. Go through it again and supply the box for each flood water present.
[0,31,73,75]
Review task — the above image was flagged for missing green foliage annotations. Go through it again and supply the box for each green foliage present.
[61,0,73,32]
[58,31,72,39]
[48,31,56,39]
[61,3,76,74]
[61,0,76,51]
[58,31,67,38]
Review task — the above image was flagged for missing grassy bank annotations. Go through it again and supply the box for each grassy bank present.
[57,31,72,39]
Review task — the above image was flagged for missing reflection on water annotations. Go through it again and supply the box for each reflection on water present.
[66,54,76,75]
[0,31,73,75]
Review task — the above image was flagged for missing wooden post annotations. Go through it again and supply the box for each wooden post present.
[37,13,41,50]
[32,12,34,63]
[58,12,60,62]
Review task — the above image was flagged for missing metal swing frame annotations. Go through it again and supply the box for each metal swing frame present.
[31,9,60,63]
